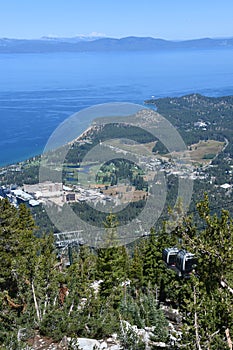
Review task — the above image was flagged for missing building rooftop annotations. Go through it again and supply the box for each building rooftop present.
[220,183,231,189]
[11,189,33,201]
[29,199,40,207]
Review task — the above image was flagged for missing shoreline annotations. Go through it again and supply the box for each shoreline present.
[1,92,233,168]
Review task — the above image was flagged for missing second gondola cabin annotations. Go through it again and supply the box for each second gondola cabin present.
[176,249,197,277]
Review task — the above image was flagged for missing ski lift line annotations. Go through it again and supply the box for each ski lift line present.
[54,231,83,241]
[53,219,229,244]
[54,230,85,249]
[53,199,233,243]
[54,230,83,236]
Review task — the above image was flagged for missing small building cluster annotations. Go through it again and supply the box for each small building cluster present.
[0,185,40,207]
[0,181,119,208]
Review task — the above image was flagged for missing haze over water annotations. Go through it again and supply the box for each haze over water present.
[1,49,233,166]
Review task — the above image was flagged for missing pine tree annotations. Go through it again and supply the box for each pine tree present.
[97,213,129,301]
[0,199,63,346]
[129,244,144,290]
[33,233,60,322]
[174,195,233,349]
[142,228,159,286]
[141,226,175,288]
[66,244,97,307]
[0,198,21,294]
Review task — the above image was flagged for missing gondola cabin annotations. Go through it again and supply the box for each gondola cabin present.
[175,250,197,277]
[162,248,197,278]
[162,247,179,267]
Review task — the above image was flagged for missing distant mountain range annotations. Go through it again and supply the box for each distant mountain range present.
[0,36,233,53]
[40,34,106,42]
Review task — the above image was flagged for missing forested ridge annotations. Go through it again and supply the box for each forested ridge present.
[0,195,233,349]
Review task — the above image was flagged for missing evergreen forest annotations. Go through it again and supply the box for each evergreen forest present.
[0,195,233,349]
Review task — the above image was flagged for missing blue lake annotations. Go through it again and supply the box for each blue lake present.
[0,49,233,166]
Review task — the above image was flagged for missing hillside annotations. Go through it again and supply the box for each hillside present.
[0,194,233,349]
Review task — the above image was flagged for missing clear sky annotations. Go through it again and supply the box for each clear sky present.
[1,0,233,40]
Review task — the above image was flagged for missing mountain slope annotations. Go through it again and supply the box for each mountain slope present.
[0,36,233,53]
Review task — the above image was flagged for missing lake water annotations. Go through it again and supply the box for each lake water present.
[0,49,233,166]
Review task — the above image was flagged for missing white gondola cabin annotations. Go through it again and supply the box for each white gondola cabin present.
[162,247,179,267]
[175,249,197,277]
[162,248,197,278]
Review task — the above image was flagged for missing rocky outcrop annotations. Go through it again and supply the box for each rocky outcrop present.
[27,335,121,350]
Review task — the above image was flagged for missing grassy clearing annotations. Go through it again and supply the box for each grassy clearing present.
[103,139,155,156]
[165,140,225,165]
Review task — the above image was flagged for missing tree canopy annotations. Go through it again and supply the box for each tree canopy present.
[0,196,232,349]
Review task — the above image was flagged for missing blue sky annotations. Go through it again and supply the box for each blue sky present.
[1,0,233,40]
